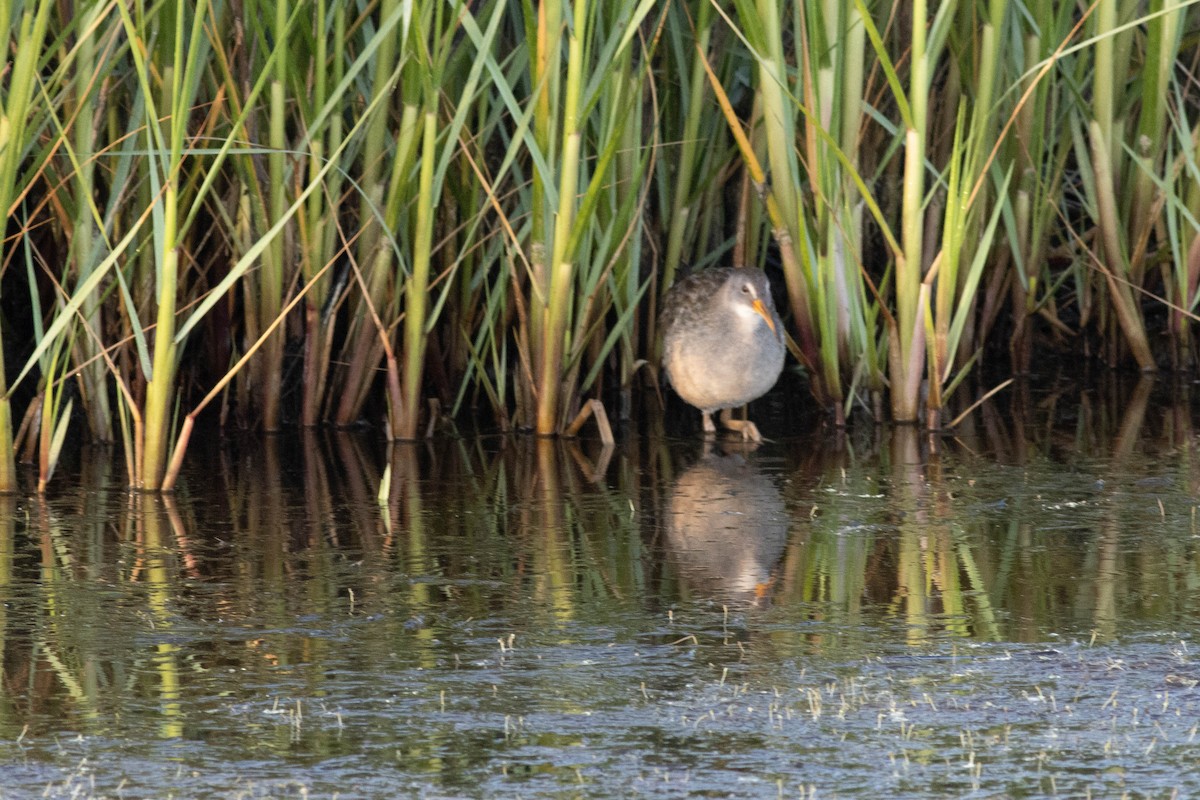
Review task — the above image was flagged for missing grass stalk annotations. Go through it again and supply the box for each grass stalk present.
[258,0,291,432]
[66,1,115,443]
[660,1,716,295]
[1086,0,1155,369]
[527,0,563,410]
[394,109,438,440]
[298,2,346,427]
[534,0,585,436]
[893,0,929,423]
[331,0,409,426]
[0,0,54,492]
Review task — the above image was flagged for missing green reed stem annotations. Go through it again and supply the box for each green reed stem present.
[662,1,714,293]
[893,0,928,423]
[332,0,407,426]
[259,0,290,431]
[536,0,585,436]
[395,109,438,440]
[0,0,53,491]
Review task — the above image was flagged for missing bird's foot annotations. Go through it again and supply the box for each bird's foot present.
[718,408,766,443]
[730,420,764,443]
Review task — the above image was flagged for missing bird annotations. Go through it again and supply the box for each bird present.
[661,267,785,442]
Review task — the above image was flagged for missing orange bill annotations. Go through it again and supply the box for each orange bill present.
[752,298,777,334]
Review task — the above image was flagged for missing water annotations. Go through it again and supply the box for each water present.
[3,378,1200,798]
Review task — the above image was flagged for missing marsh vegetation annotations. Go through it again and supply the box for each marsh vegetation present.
[3,1,1200,489]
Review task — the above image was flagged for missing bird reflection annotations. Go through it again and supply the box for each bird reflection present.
[663,446,789,605]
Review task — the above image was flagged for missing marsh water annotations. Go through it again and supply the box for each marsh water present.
[4,377,1200,798]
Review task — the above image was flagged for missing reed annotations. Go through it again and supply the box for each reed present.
[60,3,115,443]
[0,0,54,492]
[698,0,832,418]
[116,0,216,489]
[501,0,660,435]
[393,0,507,440]
[4,0,1200,490]
[296,2,346,428]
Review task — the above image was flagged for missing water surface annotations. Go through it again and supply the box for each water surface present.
[3,378,1200,798]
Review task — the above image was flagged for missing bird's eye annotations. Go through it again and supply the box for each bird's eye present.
[741,284,751,294]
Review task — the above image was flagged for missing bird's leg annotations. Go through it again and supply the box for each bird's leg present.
[719,407,764,443]
[701,411,717,436]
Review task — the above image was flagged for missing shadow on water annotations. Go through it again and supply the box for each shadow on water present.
[4,376,1200,796]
